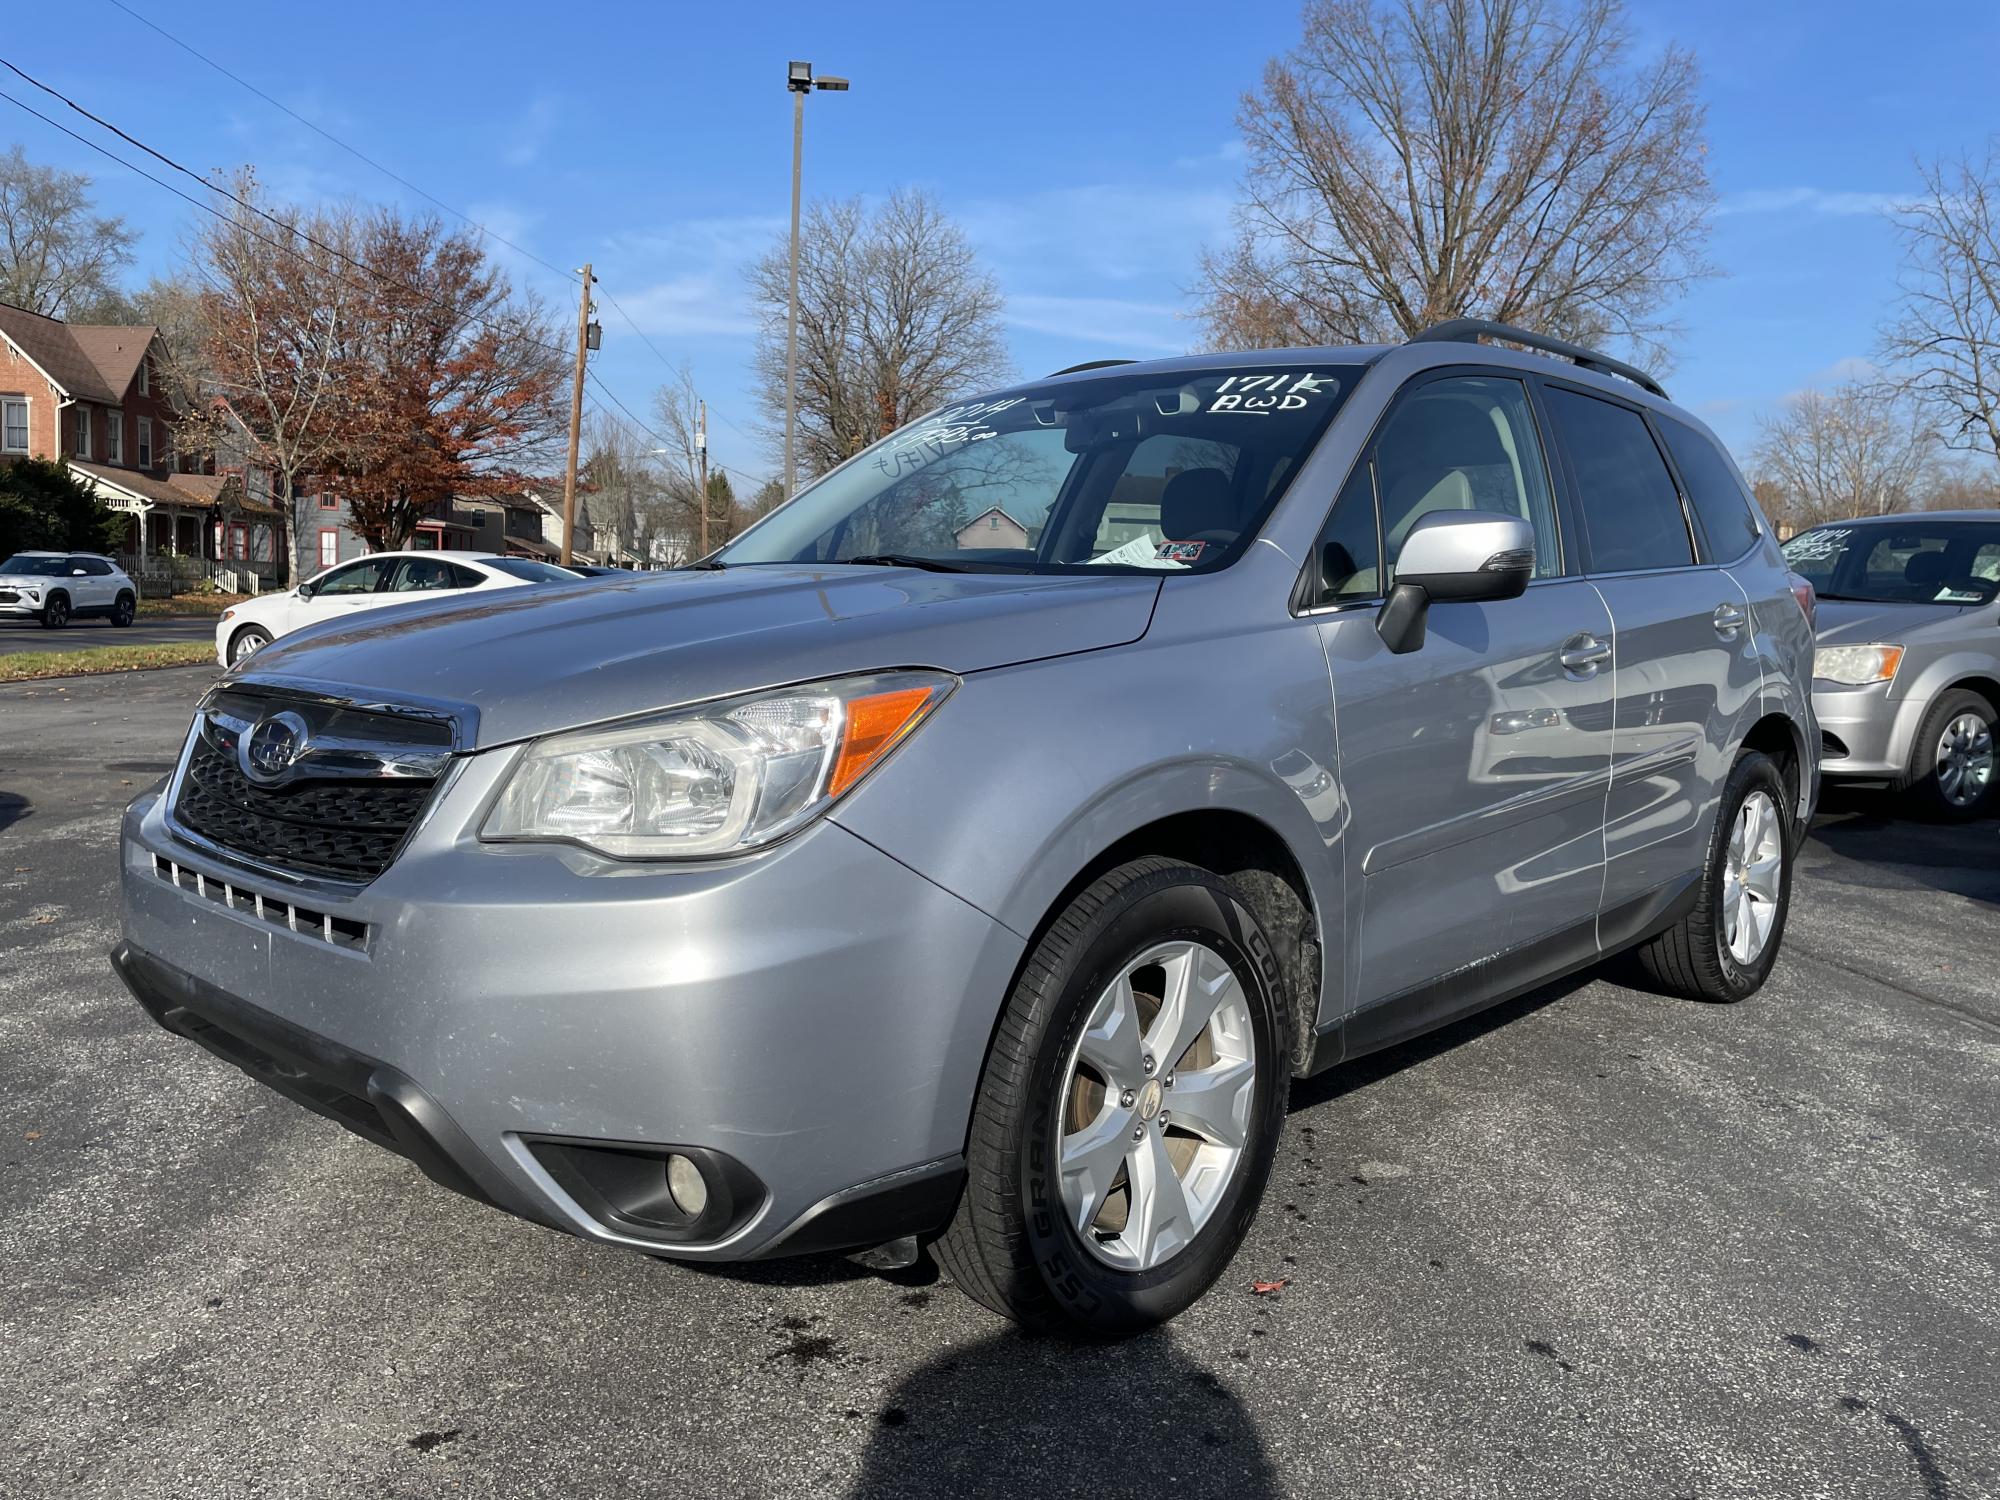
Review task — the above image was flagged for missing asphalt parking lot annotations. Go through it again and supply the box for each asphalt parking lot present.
[2,666,1995,1500]
[0,616,216,655]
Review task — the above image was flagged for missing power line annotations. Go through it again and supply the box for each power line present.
[0,57,767,487]
[583,380,766,490]
[99,0,716,401]
[100,0,583,289]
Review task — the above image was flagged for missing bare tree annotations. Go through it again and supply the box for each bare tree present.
[749,188,1010,487]
[185,172,360,585]
[1197,0,1714,365]
[1753,382,1937,530]
[0,145,138,318]
[1879,142,2000,466]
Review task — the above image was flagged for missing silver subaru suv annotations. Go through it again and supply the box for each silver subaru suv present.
[114,321,1817,1333]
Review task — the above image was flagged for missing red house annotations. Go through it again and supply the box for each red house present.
[0,301,281,586]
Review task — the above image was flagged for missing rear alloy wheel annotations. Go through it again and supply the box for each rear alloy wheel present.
[228,625,271,665]
[1625,749,1792,1003]
[40,593,70,629]
[1899,689,1995,821]
[110,590,136,628]
[937,857,1291,1334]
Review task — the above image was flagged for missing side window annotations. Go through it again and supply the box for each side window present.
[81,558,114,576]
[1543,388,1693,572]
[447,564,484,588]
[1371,376,1561,585]
[316,559,389,595]
[1311,462,1381,603]
[389,557,457,592]
[1659,415,1760,560]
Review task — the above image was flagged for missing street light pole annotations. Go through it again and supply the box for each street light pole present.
[783,61,848,502]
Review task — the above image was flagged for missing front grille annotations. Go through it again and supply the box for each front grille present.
[149,853,370,950]
[0,589,18,603]
[174,728,440,882]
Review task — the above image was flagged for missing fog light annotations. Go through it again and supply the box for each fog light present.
[666,1153,708,1217]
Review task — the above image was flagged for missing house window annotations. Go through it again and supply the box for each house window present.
[1,399,25,453]
[72,406,91,458]
[252,526,273,563]
[227,523,250,562]
[106,410,123,464]
[137,358,150,396]
[318,493,338,510]
[318,528,339,569]
[137,417,152,469]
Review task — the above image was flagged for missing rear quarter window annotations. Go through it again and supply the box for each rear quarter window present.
[1542,387,1694,573]
[1659,416,1761,560]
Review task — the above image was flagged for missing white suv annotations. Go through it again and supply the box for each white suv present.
[0,550,139,628]
[216,550,584,665]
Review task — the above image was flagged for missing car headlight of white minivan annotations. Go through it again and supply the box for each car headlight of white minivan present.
[1815,644,1905,686]
[482,671,954,859]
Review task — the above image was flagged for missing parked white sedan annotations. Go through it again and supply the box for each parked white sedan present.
[216,551,583,665]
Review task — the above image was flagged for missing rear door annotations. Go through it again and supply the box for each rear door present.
[1306,370,1616,1008]
[1539,383,1762,914]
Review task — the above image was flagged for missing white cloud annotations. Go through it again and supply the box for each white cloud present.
[1005,295,1191,354]
[1716,187,1910,218]
[502,95,561,168]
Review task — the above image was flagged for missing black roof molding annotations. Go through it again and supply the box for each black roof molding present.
[1410,319,1667,400]
[1048,359,1138,377]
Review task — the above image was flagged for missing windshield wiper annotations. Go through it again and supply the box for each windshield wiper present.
[841,553,972,573]
[683,558,728,570]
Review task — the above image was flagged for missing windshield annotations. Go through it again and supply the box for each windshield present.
[0,555,71,576]
[1783,522,2000,606]
[717,364,1363,574]
[490,558,588,583]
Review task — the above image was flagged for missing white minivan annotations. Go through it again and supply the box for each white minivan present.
[216,550,582,664]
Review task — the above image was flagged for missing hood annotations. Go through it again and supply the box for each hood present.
[1812,597,1980,647]
[235,564,1161,748]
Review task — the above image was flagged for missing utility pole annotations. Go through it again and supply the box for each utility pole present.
[697,398,711,555]
[560,263,595,564]
[783,61,848,501]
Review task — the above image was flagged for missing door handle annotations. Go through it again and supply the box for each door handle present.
[1713,602,1747,638]
[1559,633,1611,677]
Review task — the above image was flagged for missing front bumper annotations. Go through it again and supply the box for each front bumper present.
[116,776,1022,1260]
[0,598,45,618]
[1812,679,1911,778]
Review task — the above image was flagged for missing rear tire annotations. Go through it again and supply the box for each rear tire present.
[938,857,1293,1335]
[111,590,135,627]
[1625,751,1792,1003]
[1895,688,1995,821]
[40,592,70,629]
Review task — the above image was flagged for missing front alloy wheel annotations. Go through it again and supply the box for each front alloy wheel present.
[1057,940,1257,1271]
[229,626,271,665]
[41,594,69,629]
[938,857,1292,1334]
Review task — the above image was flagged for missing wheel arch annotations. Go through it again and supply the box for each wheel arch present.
[1741,710,1812,829]
[1012,806,1326,1077]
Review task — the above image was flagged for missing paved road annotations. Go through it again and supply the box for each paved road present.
[0,615,216,655]
[2,667,1995,1500]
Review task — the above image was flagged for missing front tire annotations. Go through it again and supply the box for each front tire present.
[1896,688,1995,821]
[228,625,271,665]
[110,590,135,628]
[938,857,1293,1334]
[1626,750,1793,1003]
[40,592,70,629]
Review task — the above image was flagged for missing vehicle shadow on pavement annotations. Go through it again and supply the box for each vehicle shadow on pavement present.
[1809,788,2000,905]
[0,790,27,833]
[1288,971,1593,1112]
[845,1328,1278,1499]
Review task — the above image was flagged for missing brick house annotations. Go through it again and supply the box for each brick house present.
[0,302,281,585]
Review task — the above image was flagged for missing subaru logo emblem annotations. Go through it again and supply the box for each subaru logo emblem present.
[240,710,311,783]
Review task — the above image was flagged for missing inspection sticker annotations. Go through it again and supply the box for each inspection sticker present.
[1155,540,1206,563]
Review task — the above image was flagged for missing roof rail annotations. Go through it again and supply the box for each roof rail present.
[1048,358,1136,377]
[1410,319,1667,400]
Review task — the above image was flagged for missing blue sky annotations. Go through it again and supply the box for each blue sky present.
[6,1,1998,486]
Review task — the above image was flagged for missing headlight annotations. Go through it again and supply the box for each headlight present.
[1816,643,1904,686]
[482,671,954,859]
[220,607,237,621]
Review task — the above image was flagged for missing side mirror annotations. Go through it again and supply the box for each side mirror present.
[1376,510,1536,655]
[295,583,314,600]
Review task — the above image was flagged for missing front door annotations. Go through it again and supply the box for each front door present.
[1305,372,1615,1009]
